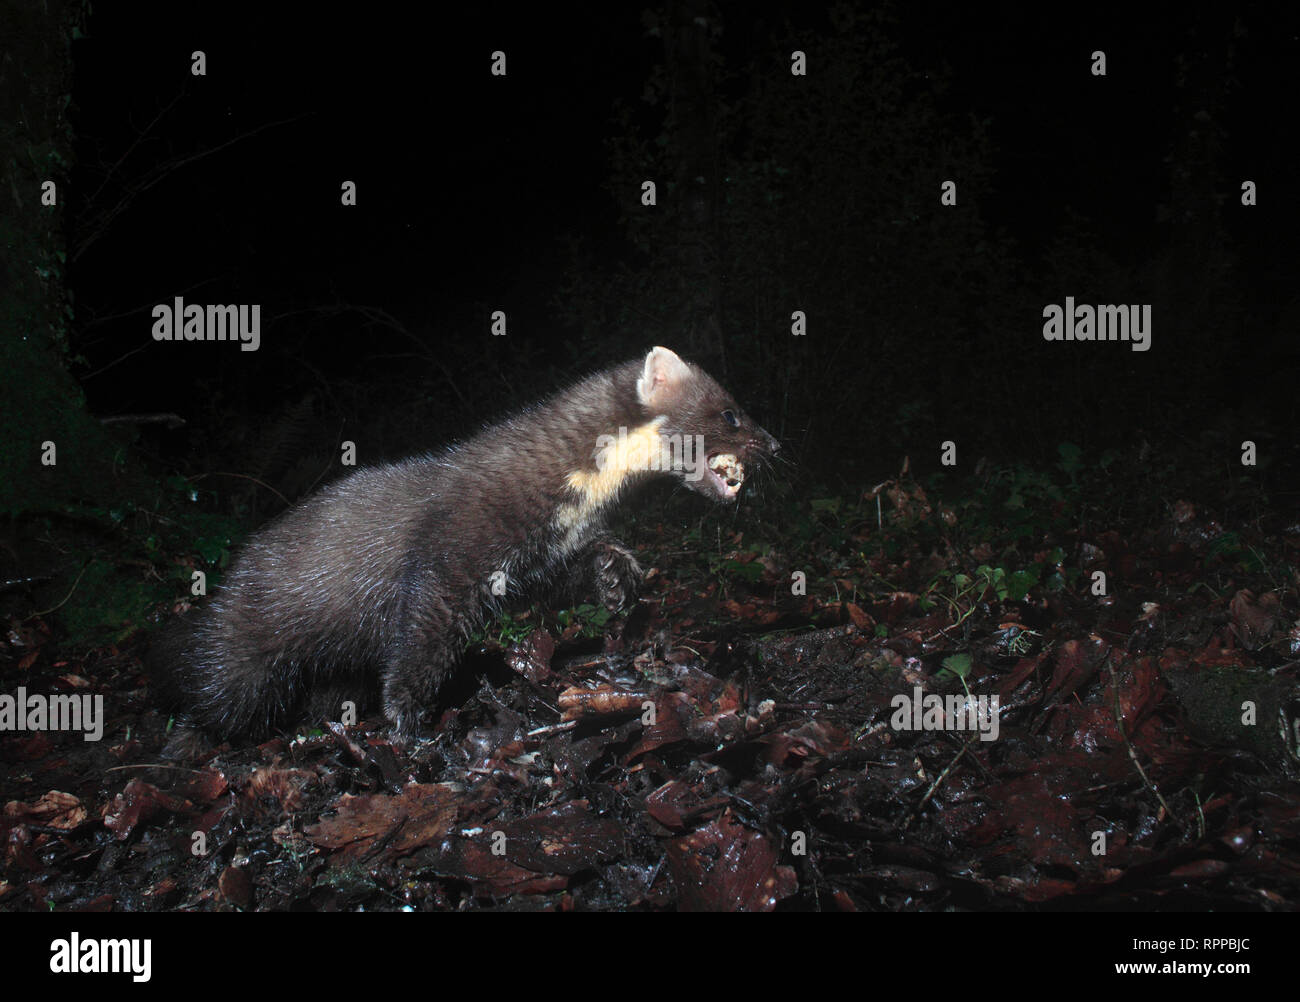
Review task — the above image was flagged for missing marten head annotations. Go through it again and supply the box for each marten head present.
[634,346,779,502]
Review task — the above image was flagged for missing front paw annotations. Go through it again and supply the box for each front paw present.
[591,539,644,611]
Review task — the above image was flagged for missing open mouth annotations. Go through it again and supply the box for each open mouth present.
[706,453,746,498]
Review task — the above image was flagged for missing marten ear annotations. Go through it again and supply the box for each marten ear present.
[637,346,690,409]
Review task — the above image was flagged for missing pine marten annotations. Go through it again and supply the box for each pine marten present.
[152,347,778,743]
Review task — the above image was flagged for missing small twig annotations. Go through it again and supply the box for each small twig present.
[187,471,291,508]
[1108,659,1182,828]
[525,720,577,738]
[361,815,409,862]
[75,113,310,262]
[902,735,975,831]
[32,562,91,617]
[99,413,187,428]
[80,342,150,381]
[852,720,889,742]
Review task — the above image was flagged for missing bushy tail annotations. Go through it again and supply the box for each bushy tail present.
[144,613,222,758]
[144,614,202,717]
[146,609,308,745]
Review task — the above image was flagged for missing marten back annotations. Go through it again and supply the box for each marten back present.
[152,347,777,743]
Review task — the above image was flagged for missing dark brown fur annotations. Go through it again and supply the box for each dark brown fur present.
[152,347,776,742]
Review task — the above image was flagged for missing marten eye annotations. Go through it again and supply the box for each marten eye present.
[722,410,740,427]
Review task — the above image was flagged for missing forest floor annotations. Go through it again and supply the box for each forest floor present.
[3,448,1299,911]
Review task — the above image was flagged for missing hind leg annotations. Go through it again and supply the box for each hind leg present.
[307,676,379,729]
[380,594,462,739]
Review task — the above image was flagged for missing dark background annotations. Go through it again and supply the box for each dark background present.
[4,0,1300,920]
[61,3,1300,505]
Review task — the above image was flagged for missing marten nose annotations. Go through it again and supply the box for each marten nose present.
[751,429,780,455]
